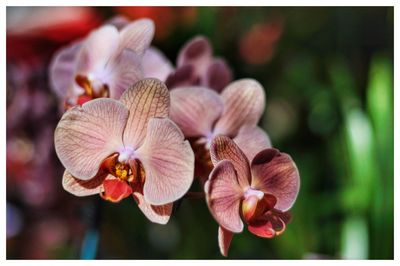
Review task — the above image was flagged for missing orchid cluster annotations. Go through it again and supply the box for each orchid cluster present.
[50,17,300,257]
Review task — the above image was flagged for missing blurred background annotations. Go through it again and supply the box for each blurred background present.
[6,6,393,259]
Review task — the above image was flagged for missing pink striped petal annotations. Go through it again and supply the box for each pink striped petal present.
[106,49,143,99]
[133,192,173,224]
[205,160,244,233]
[120,78,170,149]
[210,135,250,189]
[62,170,110,196]
[203,59,233,92]
[233,125,271,161]
[170,86,223,138]
[142,47,174,81]
[49,41,81,99]
[218,226,234,257]
[250,149,300,211]
[136,118,194,205]
[118,18,154,56]
[214,79,265,136]
[54,98,128,180]
[76,25,119,74]
[177,36,212,76]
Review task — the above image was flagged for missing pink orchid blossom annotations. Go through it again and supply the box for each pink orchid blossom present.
[205,136,300,256]
[169,79,271,180]
[166,36,232,92]
[50,18,154,110]
[139,36,232,92]
[54,79,194,224]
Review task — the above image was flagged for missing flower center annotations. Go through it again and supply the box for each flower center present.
[118,147,136,164]
[114,163,130,181]
[244,187,264,200]
[74,74,109,105]
[100,154,145,203]
[242,188,277,222]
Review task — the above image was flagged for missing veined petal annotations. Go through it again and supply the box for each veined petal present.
[76,25,119,74]
[142,47,174,81]
[205,160,243,233]
[62,170,108,196]
[233,125,271,161]
[177,36,212,76]
[118,18,155,56]
[204,59,232,92]
[49,41,82,99]
[136,118,194,205]
[106,49,143,99]
[120,78,169,149]
[170,86,223,138]
[54,98,128,180]
[251,149,300,211]
[218,226,234,257]
[210,135,251,189]
[133,192,172,225]
[214,79,265,136]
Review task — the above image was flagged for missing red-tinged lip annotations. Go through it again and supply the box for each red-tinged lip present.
[100,179,133,203]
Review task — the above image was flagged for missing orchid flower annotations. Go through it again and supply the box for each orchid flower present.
[50,18,154,109]
[139,36,232,92]
[205,135,300,256]
[169,79,271,180]
[166,36,232,92]
[54,78,194,224]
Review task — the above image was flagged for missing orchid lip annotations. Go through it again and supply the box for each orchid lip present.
[118,146,136,163]
[243,187,264,200]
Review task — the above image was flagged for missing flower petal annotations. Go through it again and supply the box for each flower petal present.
[120,78,170,149]
[177,36,212,76]
[218,226,234,257]
[214,79,265,136]
[118,18,155,56]
[205,159,243,233]
[142,47,174,81]
[251,149,300,211]
[133,192,172,224]
[233,125,271,161]
[247,219,275,238]
[49,41,82,99]
[101,179,132,203]
[136,118,194,205]
[76,25,119,74]
[106,49,143,99]
[165,64,196,89]
[170,86,223,138]
[105,15,129,30]
[54,98,128,180]
[248,210,291,238]
[62,170,109,196]
[210,135,251,188]
[203,59,232,92]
